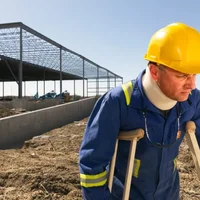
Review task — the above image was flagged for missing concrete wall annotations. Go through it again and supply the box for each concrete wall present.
[0,98,61,111]
[0,97,97,149]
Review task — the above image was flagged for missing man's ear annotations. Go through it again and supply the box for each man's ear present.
[148,64,159,81]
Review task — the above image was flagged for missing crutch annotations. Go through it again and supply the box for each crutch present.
[185,121,200,180]
[108,129,144,200]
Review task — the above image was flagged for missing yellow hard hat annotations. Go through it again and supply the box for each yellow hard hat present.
[144,22,200,74]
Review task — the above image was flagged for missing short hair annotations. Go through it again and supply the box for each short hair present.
[148,61,166,71]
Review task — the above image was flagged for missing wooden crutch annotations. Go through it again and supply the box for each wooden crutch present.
[108,129,144,200]
[185,121,200,180]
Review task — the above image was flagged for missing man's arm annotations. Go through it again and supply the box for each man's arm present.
[79,89,125,199]
[191,89,200,147]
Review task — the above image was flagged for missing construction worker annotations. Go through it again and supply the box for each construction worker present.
[79,22,200,200]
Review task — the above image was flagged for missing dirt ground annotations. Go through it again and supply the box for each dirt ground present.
[0,107,26,118]
[0,113,200,199]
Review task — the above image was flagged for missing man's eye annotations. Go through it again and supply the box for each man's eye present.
[176,74,196,79]
[176,74,187,78]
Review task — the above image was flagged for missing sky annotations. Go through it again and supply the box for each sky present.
[1,0,200,96]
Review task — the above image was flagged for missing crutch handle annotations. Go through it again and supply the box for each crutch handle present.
[118,128,144,141]
[185,121,200,180]
[186,121,196,134]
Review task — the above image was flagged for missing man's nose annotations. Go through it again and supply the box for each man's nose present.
[187,75,196,90]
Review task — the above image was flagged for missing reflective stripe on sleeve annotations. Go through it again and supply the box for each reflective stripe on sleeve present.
[80,170,107,187]
[173,157,177,172]
[133,159,141,178]
[121,81,133,105]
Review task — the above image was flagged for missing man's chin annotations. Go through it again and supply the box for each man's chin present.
[176,93,190,102]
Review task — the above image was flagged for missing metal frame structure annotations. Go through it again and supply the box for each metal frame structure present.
[0,22,123,98]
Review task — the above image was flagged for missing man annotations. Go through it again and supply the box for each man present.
[79,22,200,200]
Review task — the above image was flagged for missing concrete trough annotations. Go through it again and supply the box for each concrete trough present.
[0,97,97,149]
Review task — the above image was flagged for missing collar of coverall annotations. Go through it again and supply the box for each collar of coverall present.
[142,66,177,111]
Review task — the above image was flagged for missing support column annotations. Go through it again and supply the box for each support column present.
[60,48,62,100]
[2,81,4,98]
[24,81,26,96]
[19,27,23,98]
[54,80,56,92]
[74,80,76,100]
[83,59,85,97]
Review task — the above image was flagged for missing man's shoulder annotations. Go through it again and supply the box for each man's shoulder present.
[185,88,200,107]
[101,80,136,107]
[108,80,135,98]
[190,88,200,100]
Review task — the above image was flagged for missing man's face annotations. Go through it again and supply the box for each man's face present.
[150,64,196,102]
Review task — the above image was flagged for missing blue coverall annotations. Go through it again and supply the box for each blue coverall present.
[79,70,200,200]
